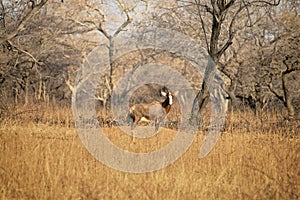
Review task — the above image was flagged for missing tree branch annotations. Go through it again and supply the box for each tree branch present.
[216,2,247,58]
[7,40,41,64]
[267,82,284,102]
[113,0,133,37]
[251,0,281,6]
[0,0,49,45]
[194,0,210,51]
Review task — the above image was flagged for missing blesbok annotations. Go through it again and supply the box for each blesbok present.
[129,90,176,131]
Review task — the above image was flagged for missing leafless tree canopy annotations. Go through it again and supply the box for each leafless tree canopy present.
[0,0,299,119]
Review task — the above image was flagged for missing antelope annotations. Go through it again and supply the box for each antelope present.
[129,90,175,131]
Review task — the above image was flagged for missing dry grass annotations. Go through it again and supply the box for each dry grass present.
[0,106,299,199]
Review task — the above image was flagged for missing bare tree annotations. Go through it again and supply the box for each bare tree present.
[231,0,300,117]
[193,1,281,119]
[0,0,48,45]
[267,1,300,118]
[64,0,149,109]
[0,0,49,105]
[0,0,84,106]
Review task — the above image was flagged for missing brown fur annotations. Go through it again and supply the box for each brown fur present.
[129,93,173,131]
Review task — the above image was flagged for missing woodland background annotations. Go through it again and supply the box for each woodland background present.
[0,0,299,119]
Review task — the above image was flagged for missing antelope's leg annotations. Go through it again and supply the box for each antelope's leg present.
[131,117,140,130]
[131,121,136,130]
[154,119,159,131]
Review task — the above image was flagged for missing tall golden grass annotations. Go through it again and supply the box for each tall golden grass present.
[0,104,299,199]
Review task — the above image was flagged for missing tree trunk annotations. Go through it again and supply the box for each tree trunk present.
[192,8,222,122]
[13,83,18,105]
[282,72,295,118]
[24,76,29,106]
[37,78,42,101]
[106,37,114,111]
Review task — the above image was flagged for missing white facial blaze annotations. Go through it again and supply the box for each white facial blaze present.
[169,94,173,105]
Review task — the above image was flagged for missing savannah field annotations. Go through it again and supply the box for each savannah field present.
[1,0,299,199]
[0,105,299,200]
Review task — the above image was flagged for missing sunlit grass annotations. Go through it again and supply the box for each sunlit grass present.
[0,105,299,199]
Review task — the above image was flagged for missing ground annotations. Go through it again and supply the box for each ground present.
[0,120,299,199]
